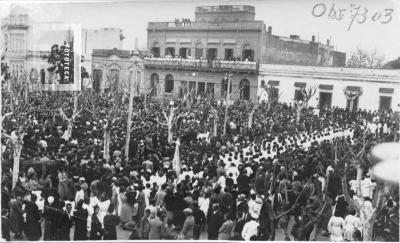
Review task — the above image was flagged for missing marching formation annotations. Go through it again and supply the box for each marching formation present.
[1,87,399,241]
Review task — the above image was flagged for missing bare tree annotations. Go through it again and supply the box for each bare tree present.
[157,102,189,144]
[58,92,82,141]
[294,86,317,123]
[1,101,28,189]
[339,131,387,241]
[346,48,385,69]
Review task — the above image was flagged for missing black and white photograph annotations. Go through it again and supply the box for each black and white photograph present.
[0,0,399,241]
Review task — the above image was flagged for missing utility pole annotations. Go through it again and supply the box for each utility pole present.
[223,72,232,136]
[125,65,136,158]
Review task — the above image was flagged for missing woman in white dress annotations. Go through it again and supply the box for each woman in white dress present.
[198,190,209,218]
[327,211,345,241]
[87,191,100,231]
[343,210,361,241]
[98,192,111,227]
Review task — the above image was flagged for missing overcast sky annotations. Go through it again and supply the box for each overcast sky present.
[1,0,400,61]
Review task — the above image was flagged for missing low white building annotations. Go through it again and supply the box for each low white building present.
[258,64,400,112]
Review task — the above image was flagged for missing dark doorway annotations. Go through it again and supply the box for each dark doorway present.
[224,48,234,60]
[165,74,174,93]
[206,83,215,98]
[294,89,304,101]
[379,96,392,112]
[221,78,232,98]
[319,92,332,108]
[150,73,159,97]
[179,48,191,59]
[197,82,205,95]
[239,79,250,100]
[195,48,203,58]
[346,97,359,111]
[93,69,102,93]
[110,69,120,91]
[151,47,160,57]
[242,44,254,61]
[189,81,196,93]
[207,48,218,60]
[165,47,175,57]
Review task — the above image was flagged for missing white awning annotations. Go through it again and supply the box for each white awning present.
[180,39,192,43]
[207,39,220,44]
[223,39,236,44]
[166,38,177,43]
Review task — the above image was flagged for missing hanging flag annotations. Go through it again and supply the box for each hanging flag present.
[172,139,181,176]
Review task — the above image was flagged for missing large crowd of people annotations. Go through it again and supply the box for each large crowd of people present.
[1,88,399,241]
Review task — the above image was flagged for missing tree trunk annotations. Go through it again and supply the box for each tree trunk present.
[356,164,363,196]
[248,106,256,129]
[213,116,218,137]
[172,141,181,176]
[349,99,354,111]
[167,124,173,144]
[64,121,73,140]
[296,107,301,123]
[12,141,23,189]
[103,129,110,162]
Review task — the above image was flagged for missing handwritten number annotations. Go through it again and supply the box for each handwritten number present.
[348,4,361,31]
[357,7,368,24]
[372,12,382,22]
[312,3,327,17]
[381,9,393,24]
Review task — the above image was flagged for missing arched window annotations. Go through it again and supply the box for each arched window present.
[151,42,160,57]
[195,43,203,58]
[165,74,174,93]
[150,73,159,96]
[242,43,254,61]
[239,79,250,100]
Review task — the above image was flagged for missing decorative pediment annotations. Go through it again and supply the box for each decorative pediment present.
[108,63,121,70]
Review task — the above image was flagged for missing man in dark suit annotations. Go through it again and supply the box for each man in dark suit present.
[1,208,10,241]
[58,203,73,240]
[148,211,167,240]
[207,203,224,240]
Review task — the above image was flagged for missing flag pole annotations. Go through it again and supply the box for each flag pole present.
[125,65,135,159]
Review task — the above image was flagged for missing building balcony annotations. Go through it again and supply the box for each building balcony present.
[147,21,263,31]
[144,57,258,73]
[195,5,255,13]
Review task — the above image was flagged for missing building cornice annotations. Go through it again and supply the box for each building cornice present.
[260,64,400,84]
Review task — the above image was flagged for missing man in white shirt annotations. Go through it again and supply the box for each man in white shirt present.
[242,216,259,241]
[74,184,85,206]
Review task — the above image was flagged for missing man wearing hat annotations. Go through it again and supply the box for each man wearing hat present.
[179,208,195,239]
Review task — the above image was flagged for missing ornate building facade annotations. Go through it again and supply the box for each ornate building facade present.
[1,6,124,91]
[144,5,346,101]
[91,48,143,93]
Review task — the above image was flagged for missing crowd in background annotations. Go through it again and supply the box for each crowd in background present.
[1,89,399,241]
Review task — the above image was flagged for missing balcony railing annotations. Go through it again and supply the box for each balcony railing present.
[195,6,255,13]
[147,21,263,31]
[144,57,257,72]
